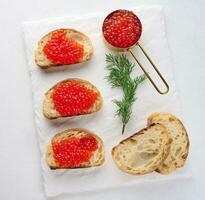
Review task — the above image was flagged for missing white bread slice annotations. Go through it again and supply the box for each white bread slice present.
[35,29,93,68]
[148,112,189,174]
[46,128,105,169]
[43,78,103,119]
[112,124,171,175]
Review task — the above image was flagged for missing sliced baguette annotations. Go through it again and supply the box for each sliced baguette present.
[112,124,171,175]
[148,112,189,174]
[43,78,103,119]
[46,128,105,169]
[35,29,93,68]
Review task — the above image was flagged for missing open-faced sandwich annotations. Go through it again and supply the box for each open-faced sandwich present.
[46,128,105,169]
[35,29,93,68]
[43,78,103,119]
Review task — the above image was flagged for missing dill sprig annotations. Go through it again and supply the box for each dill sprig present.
[106,53,146,134]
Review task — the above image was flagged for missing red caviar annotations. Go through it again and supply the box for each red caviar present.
[43,30,84,65]
[102,10,142,48]
[52,81,98,116]
[52,136,98,167]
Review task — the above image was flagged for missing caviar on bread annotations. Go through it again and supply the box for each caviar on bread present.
[43,78,103,119]
[46,128,105,169]
[35,29,93,68]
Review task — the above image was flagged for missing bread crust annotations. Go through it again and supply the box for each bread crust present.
[147,112,189,174]
[35,28,93,68]
[43,78,103,119]
[46,128,105,169]
[112,124,171,175]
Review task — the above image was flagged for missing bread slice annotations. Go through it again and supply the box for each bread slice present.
[112,124,171,175]
[147,112,189,174]
[46,128,105,169]
[43,78,103,119]
[35,29,93,68]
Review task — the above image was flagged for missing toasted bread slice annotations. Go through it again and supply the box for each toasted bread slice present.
[43,78,103,119]
[112,124,171,175]
[46,128,105,169]
[35,29,93,68]
[148,112,189,174]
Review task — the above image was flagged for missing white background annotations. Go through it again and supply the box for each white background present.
[0,0,204,200]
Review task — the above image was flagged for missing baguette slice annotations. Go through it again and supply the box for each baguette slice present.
[35,29,93,68]
[148,112,189,174]
[46,128,105,169]
[112,124,171,175]
[43,78,103,119]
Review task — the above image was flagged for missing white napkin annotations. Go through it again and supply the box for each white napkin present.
[23,6,190,198]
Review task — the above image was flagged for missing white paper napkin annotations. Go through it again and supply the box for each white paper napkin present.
[23,6,190,198]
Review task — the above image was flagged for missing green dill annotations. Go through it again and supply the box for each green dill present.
[106,53,146,134]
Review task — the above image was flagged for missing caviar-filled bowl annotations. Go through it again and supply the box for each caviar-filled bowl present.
[102,9,142,50]
[102,9,169,95]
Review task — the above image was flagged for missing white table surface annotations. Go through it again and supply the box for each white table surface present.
[0,0,204,199]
